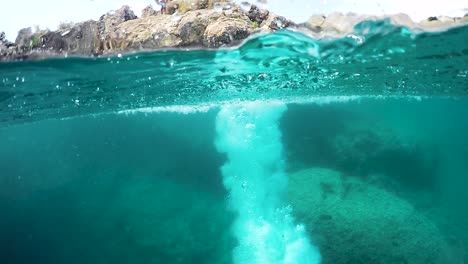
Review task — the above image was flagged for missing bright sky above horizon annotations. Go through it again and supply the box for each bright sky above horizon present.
[1,0,466,41]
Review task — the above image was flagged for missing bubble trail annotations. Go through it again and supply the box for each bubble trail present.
[215,101,321,264]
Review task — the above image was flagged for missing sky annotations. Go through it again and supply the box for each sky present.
[1,0,466,41]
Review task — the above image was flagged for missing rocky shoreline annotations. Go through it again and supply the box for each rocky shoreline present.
[1,0,467,62]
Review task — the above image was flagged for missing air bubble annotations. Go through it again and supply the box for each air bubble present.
[241,182,247,189]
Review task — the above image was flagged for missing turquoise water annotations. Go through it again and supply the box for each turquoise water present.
[1,22,467,263]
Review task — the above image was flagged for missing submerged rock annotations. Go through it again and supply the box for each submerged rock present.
[105,175,234,263]
[288,168,454,264]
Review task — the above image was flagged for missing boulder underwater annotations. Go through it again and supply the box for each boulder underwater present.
[288,167,455,264]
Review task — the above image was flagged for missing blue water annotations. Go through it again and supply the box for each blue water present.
[1,22,467,263]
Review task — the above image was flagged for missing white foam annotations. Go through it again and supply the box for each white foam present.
[117,96,366,115]
[215,102,321,264]
[117,104,215,115]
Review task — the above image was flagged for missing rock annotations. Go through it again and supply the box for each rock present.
[301,13,384,36]
[0,32,8,56]
[58,20,102,55]
[178,10,222,46]
[260,13,293,31]
[113,7,253,49]
[141,5,158,18]
[166,0,182,15]
[247,4,269,24]
[0,31,13,55]
[302,12,467,36]
[463,15,468,23]
[321,12,373,34]
[113,14,182,49]
[2,1,465,61]
[303,15,326,32]
[99,5,138,49]
[288,168,454,264]
[166,0,199,15]
[419,15,461,30]
[15,27,34,47]
[38,31,67,51]
[113,5,138,21]
[389,13,417,28]
[106,176,234,263]
[13,21,102,55]
[203,17,251,47]
[48,170,234,264]
[164,0,214,12]
[196,0,210,9]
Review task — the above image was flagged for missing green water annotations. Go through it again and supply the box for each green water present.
[1,22,467,263]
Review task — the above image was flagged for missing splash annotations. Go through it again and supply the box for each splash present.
[215,101,320,264]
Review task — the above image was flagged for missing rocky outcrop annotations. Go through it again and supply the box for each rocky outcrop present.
[99,5,138,51]
[0,1,291,61]
[301,12,468,36]
[203,16,251,47]
[419,15,468,29]
[0,32,13,48]
[1,1,466,61]
[105,2,291,50]
[0,31,15,58]
[247,4,269,24]
[141,5,158,18]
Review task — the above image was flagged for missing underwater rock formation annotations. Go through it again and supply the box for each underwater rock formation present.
[103,175,234,263]
[281,104,439,192]
[288,167,455,264]
[38,172,233,264]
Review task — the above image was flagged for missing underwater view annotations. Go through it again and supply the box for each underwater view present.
[1,8,468,264]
